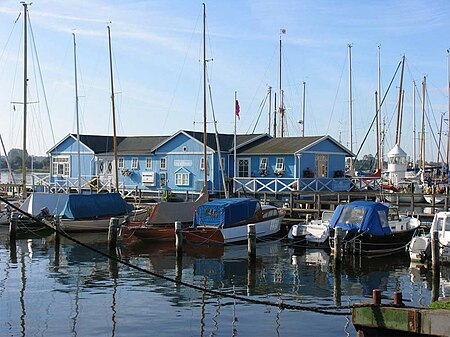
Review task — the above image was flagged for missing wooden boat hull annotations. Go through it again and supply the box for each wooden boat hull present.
[121,222,191,241]
[184,216,283,244]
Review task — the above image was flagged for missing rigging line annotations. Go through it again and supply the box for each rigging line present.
[248,91,268,134]
[163,11,201,131]
[247,48,277,125]
[0,13,19,74]
[354,59,402,161]
[326,54,347,135]
[0,196,351,316]
[28,17,56,145]
[424,88,443,161]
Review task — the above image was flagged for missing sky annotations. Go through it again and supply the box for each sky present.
[0,0,449,162]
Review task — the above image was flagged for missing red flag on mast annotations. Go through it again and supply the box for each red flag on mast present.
[235,100,240,120]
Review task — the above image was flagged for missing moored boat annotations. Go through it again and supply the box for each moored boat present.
[288,210,333,247]
[328,201,420,255]
[120,190,208,241]
[54,193,144,232]
[408,211,450,263]
[183,198,285,245]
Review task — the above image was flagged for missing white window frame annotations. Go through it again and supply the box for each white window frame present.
[160,157,167,170]
[145,157,152,170]
[275,158,285,171]
[259,158,268,170]
[175,172,189,186]
[52,156,70,177]
[118,158,124,169]
[131,158,139,170]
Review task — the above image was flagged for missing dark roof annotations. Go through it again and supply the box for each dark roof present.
[74,134,169,155]
[183,130,266,152]
[77,134,125,154]
[116,136,169,154]
[237,136,323,154]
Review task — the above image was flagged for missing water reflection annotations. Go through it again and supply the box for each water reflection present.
[1,227,449,336]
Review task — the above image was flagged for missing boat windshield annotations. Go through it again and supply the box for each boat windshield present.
[322,211,334,222]
[378,210,389,228]
[338,207,366,225]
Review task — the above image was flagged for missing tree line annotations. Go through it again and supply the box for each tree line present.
[0,148,50,171]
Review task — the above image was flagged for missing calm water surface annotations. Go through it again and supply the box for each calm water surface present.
[0,226,448,337]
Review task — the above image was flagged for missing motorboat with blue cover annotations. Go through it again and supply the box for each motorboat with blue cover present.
[183,198,285,244]
[328,201,420,254]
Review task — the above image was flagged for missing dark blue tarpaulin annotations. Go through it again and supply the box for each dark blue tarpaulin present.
[193,198,259,228]
[328,201,392,236]
[59,193,133,220]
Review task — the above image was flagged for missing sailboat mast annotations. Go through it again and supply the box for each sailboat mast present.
[107,26,119,192]
[376,45,381,170]
[22,2,28,200]
[413,81,417,168]
[202,3,207,190]
[73,33,81,193]
[279,30,285,138]
[395,55,405,145]
[348,44,353,154]
[301,81,306,137]
[273,92,277,138]
[447,50,450,173]
[421,76,426,174]
[267,86,272,135]
[375,91,380,169]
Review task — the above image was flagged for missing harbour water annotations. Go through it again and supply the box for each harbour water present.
[0,226,447,336]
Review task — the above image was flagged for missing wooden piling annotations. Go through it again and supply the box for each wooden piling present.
[9,212,18,243]
[247,223,256,260]
[108,217,120,250]
[175,221,183,253]
[431,224,440,272]
[333,227,343,259]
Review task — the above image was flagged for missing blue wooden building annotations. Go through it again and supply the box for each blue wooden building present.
[46,131,353,196]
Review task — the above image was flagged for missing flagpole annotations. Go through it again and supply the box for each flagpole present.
[234,91,237,194]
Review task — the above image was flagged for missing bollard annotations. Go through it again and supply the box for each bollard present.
[247,224,256,259]
[108,217,120,250]
[393,291,403,306]
[372,289,382,305]
[9,212,18,243]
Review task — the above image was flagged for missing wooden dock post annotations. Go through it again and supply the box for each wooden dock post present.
[9,212,18,243]
[54,215,61,266]
[175,221,183,253]
[108,217,120,250]
[333,227,343,258]
[9,212,18,262]
[431,224,440,302]
[247,223,256,260]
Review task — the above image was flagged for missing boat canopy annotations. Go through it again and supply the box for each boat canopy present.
[193,198,259,228]
[328,201,392,236]
[59,193,133,220]
[21,192,69,216]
